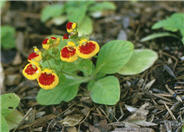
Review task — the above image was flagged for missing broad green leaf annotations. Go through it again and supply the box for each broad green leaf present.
[1,93,20,116]
[118,49,158,75]
[41,4,64,22]
[5,110,23,130]
[78,16,93,37]
[1,26,16,49]
[96,40,134,74]
[66,4,87,24]
[90,76,120,105]
[36,77,80,105]
[65,1,95,8]
[1,116,9,132]
[0,0,6,8]
[152,13,184,34]
[89,2,116,12]
[141,32,179,42]
[78,59,94,76]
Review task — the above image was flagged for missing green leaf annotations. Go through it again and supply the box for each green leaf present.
[78,16,93,37]
[41,4,64,22]
[65,1,95,9]
[1,116,9,132]
[66,4,87,24]
[5,110,23,130]
[1,26,16,49]
[89,2,116,12]
[152,13,184,33]
[0,0,6,9]
[78,59,94,76]
[118,49,158,75]
[36,77,80,105]
[141,32,179,42]
[96,40,134,74]
[90,76,120,105]
[1,93,20,117]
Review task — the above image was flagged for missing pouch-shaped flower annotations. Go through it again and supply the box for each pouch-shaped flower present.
[28,48,42,62]
[60,41,78,62]
[66,22,77,33]
[37,69,59,90]
[77,40,100,59]
[22,62,41,80]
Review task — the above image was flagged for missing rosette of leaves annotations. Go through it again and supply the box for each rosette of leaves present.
[37,39,158,105]
[1,93,23,132]
[141,13,184,45]
[41,1,116,36]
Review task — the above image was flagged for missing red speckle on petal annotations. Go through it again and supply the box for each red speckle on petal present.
[51,37,56,40]
[25,64,38,75]
[79,42,96,54]
[42,38,48,44]
[66,22,73,29]
[63,33,69,39]
[28,52,39,60]
[38,72,55,85]
[61,47,76,58]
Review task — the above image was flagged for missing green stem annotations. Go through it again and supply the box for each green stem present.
[91,63,105,78]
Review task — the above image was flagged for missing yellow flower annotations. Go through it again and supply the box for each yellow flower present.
[37,69,59,90]
[51,37,60,47]
[42,37,60,50]
[66,22,77,33]
[28,48,42,62]
[22,62,41,80]
[42,38,50,50]
[60,44,78,62]
[76,40,100,59]
[67,41,76,47]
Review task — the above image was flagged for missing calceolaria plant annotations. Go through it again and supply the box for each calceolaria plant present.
[141,13,184,45]
[22,22,158,105]
[1,93,23,132]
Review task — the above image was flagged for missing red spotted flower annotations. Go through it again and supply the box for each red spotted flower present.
[76,39,100,59]
[22,62,41,80]
[66,22,77,33]
[60,41,78,62]
[37,69,59,90]
[42,37,60,50]
[28,48,42,62]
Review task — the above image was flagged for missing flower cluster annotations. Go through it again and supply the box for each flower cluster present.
[23,22,100,90]
[60,22,100,62]
[23,47,59,90]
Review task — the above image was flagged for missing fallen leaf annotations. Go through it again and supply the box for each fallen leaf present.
[59,114,84,127]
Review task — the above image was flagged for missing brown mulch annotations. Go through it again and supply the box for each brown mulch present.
[1,1,184,132]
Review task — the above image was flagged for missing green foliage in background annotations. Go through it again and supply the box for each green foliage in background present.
[1,26,16,49]
[41,1,116,36]
[0,0,6,8]
[141,13,184,44]
[1,93,23,132]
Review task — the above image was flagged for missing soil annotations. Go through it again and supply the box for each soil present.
[1,1,184,132]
